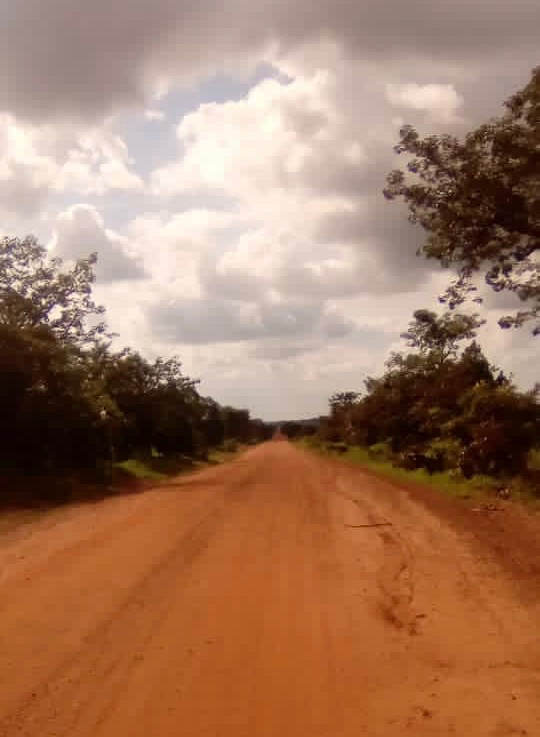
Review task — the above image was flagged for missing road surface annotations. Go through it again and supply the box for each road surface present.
[0,441,539,736]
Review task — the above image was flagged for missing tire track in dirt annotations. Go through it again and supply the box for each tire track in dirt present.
[0,441,538,737]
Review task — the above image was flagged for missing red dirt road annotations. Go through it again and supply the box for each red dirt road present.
[0,441,539,736]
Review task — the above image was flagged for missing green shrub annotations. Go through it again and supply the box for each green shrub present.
[367,442,393,461]
[528,448,540,472]
[424,438,463,471]
[326,442,348,454]
[222,439,239,453]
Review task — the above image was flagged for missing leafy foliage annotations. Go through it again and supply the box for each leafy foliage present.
[0,236,271,502]
[385,67,540,334]
[280,420,318,439]
[0,236,108,346]
[318,310,539,484]
[400,309,484,366]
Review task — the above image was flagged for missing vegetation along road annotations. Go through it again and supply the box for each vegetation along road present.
[0,440,539,736]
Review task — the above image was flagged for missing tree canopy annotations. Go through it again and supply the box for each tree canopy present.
[0,236,271,503]
[400,309,485,367]
[0,236,107,346]
[316,308,538,483]
[384,67,539,334]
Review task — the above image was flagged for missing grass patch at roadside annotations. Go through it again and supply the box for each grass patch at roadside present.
[1,445,244,537]
[297,438,538,505]
[114,445,242,484]
[207,449,237,464]
[339,444,485,500]
[114,458,168,481]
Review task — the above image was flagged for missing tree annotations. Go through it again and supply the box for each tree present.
[0,236,108,347]
[280,421,302,439]
[384,67,540,334]
[400,309,485,367]
[456,382,539,476]
[318,305,537,477]
[329,392,360,410]
[101,350,201,459]
[0,237,112,480]
[0,322,111,478]
[222,407,252,443]
[327,392,361,444]
[200,399,226,448]
[248,418,273,443]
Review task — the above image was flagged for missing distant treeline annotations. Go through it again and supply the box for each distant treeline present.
[266,418,319,437]
[0,236,272,503]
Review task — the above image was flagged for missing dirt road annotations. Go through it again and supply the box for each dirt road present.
[0,441,539,736]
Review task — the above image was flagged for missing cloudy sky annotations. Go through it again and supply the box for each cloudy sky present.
[2,1,538,419]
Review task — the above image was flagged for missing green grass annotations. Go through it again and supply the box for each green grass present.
[114,458,168,481]
[529,448,540,472]
[297,439,497,502]
[345,445,489,499]
[207,449,237,464]
[114,446,241,483]
[0,446,243,536]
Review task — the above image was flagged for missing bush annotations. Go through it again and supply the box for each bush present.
[424,438,463,471]
[367,442,393,462]
[528,448,540,472]
[457,383,538,477]
[396,449,444,474]
[326,442,348,454]
[222,439,239,453]
[509,474,540,499]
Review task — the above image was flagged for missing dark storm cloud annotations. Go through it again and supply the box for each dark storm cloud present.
[1,0,539,121]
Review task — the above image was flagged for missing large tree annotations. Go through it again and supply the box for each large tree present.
[0,236,108,347]
[384,67,539,334]
[400,309,485,368]
[101,350,201,458]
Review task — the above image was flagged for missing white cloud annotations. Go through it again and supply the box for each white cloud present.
[124,208,248,299]
[54,127,143,194]
[386,83,464,123]
[150,63,435,320]
[144,109,166,122]
[152,70,364,202]
[128,208,243,254]
[51,204,145,282]
[1,0,538,122]
[0,115,142,217]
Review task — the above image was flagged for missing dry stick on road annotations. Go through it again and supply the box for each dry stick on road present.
[344,522,393,528]
[471,505,504,512]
